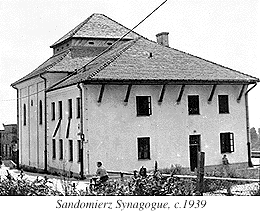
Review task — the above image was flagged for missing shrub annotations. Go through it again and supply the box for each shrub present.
[0,170,62,196]
[87,171,196,196]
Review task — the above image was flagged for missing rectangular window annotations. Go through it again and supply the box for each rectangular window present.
[52,139,56,159]
[59,139,63,160]
[220,132,234,153]
[68,99,72,119]
[39,100,43,125]
[69,140,73,162]
[137,137,150,160]
[76,97,81,118]
[188,95,200,115]
[23,104,27,125]
[77,140,81,163]
[136,96,152,116]
[218,95,229,114]
[58,101,62,119]
[51,102,55,120]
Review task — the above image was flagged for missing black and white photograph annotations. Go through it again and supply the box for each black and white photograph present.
[0,0,259,212]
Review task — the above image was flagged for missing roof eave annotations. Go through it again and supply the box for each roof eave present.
[47,78,258,93]
[83,78,259,85]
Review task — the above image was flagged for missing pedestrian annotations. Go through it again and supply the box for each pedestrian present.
[96,161,109,185]
[222,154,230,177]
[139,166,147,177]
[0,156,2,168]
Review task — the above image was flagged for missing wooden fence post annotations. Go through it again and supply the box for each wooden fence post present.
[120,172,124,182]
[154,161,158,172]
[196,152,205,195]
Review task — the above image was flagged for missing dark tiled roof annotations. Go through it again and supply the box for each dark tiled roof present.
[50,13,139,47]
[49,37,259,90]
[11,49,97,86]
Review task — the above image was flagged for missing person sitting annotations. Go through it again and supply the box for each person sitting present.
[95,161,109,185]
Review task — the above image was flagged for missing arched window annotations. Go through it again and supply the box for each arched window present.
[39,100,43,125]
[23,104,26,126]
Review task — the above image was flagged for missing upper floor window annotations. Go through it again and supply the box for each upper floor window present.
[58,101,62,119]
[136,96,152,116]
[39,100,43,125]
[23,104,26,126]
[218,95,229,114]
[220,132,234,153]
[137,137,150,160]
[68,99,72,119]
[76,97,81,119]
[51,102,55,120]
[188,95,200,115]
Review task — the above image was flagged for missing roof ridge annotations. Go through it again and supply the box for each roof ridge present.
[100,13,143,38]
[88,38,139,79]
[36,50,71,73]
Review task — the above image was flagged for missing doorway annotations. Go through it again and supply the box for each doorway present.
[189,135,201,172]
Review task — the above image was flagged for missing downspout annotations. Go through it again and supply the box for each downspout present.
[39,74,48,172]
[11,85,19,169]
[77,83,85,179]
[245,83,257,167]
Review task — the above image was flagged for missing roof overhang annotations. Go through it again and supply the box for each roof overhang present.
[47,78,258,92]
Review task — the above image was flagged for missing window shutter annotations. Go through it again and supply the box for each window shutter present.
[148,96,152,115]
[230,132,234,152]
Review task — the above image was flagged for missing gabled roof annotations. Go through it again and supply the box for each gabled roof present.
[50,13,139,48]
[48,37,259,90]
[11,48,103,86]
[11,49,107,86]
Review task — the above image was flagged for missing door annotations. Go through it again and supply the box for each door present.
[189,135,201,172]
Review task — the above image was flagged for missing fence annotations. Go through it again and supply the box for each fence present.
[106,170,259,196]
[105,154,260,196]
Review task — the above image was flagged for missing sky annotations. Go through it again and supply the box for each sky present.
[0,0,259,129]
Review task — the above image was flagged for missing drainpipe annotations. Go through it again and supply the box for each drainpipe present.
[39,74,48,172]
[77,83,85,179]
[11,85,19,169]
[245,83,257,167]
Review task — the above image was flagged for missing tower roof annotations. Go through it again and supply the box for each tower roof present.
[50,13,139,48]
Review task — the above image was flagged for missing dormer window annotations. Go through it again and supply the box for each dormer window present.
[107,42,112,45]
[88,41,94,45]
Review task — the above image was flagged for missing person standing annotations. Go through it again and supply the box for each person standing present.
[96,161,109,184]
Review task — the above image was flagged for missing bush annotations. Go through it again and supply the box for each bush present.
[87,171,196,196]
[0,170,62,196]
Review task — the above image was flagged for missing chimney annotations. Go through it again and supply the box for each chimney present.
[156,32,169,47]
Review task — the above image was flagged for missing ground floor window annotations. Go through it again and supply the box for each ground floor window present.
[220,132,234,153]
[59,139,63,160]
[52,139,56,159]
[137,137,150,160]
[69,140,73,162]
[77,140,81,163]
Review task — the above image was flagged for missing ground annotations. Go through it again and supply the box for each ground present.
[0,161,259,196]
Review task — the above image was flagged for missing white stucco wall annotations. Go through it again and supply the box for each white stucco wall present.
[46,83,249,175]
[47,85,83,174]
[85,84,248,174]
[18,79,45,169]
[15,73,69,170]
